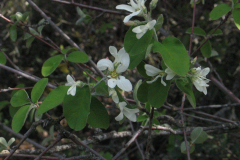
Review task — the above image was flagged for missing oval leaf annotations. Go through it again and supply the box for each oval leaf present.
[176,79,196,108]
[9,24,17,42]
[129,50,146,69]
[42,55,64,77]
[207,29,223,36]
[210,4,231,20]
[66,51,89,63]
[153,38,190,76]
[200,40,212,58]
[154,14,164,31]
[137,81,149,103]
[0,137,8,148]
[233,9,240,30]
[186,27,206,36]
[124,26,153,56]
[0,52,6,65]
[0,101,9,111]
[148,79,171,108]
[63,86,91,131]
[10,89,30,107]
[12,105,32,133]
[180,141,195,154]
[87,96,109,129]
[137,61,151,78]
[38,85,69,114]
[31,78,48,103]
[190,127,208,144]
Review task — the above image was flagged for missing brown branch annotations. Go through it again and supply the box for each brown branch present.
[145,106,154,160]
[188,0,197,56]
[0,154,59,160]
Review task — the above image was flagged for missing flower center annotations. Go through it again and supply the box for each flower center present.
[110,70,119,78]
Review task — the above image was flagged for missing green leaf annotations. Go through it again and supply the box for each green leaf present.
[26,36,35,48]
[63,86,91,131]
[200,40,212,58]
[76,17,85,25]
[9,24,17,42]
[38,85,68,114]
[153,38,190,76]
[0,101,9,111]
[190,127,208,144]
[180,141,195,154]
[10,89,30,107]
[137,61,151,78]
[42,55,64,77]
[235,3,240,8]
[129,50,146,69]
[207,29,223,36]
[154,14,164,31]
[87,96,109,129]
[9,106,19,118]
[29,27,39,35]
[21,12,30,22]
[186,27,206,36]
[37,19,46,33]
[148,79,171,108]
[0,52,6,65]
[233,9,240,30]
[133,80,142,106]
[94,80,108,96]
[12,105,34,133]
[76,7,86,17]
[124,26,153,56]
[62,48,75,54]
[176,79,196,108]
[11,84,25,96]
[66,51,89,63]
[137,81,149,103]
[137,115,148,122]
[31,78,48,103]
[210,4,231,20]
[7,138,15,146]
[23,33,32,40]
[0,137,8,148]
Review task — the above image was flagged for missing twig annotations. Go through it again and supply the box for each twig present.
[26,0,105,78]
[0,154,59,159]
[145,106,154,160]
[34,133,63,160]
[179,103,240,111]
[181,112,222,124]
[180,94,191,160]
[111,128,144,160]
[0,49,20,70]
[0,87,33,92]
[64,155,90,160]
[188,0,197,56]
[75,63,98,82]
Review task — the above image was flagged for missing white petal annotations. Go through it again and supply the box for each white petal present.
[109,46,118,57]
[147,20,156,30]
[108,78,117,88]
[136,32,145,39]
[130,0,139,9]
[166,74,175,80]
[161,77,167,86]
[115,112,124,121]
[144,64,162,76]
[123,10,141,23]
[201,67,210,76]
[65,75,75,86]
[123,108,139,122]
[119,102,127,111]
[147,75,161,84]
[116,52,130,73]
[97,59,114,71]
[116,4,135,12]
[67,85,76,96]
[132,26,142,33]
[117,76,132,91]
[112,94,119,103]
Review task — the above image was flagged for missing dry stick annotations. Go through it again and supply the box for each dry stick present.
[0,64,56,89]
[188,0,197,56]
[180,103,240,111]
[34,134,63,160]
[180,94,191,160]
[51,0,127,15]
[129,121,145,159]
[181,112,222,124]
[0,49,20,70]
[4,120,45,160]
[26,0,105,78]
[0,154,59,160]
[64,155,90,160]
[0,87,33,92]
[145,106,154,160]
[111,128,144,160]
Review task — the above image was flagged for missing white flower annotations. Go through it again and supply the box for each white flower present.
[115,102,139,122]
[109,88,119,103]
[97,46,132,92]
[191,67,210,95]
[116,0,146,23]
[165,67,176,80]
[65,75,83,96]
[132,20,156,39]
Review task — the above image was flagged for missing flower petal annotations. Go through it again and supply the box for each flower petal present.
[109,89,119,103]
[136,32,145,39]
[97,59,114,71]
[147,20,156,30]
[144,64,162,76]
[67,85,76,96]
[147,75,161,84]
[123,108,139,122]
[118,102,127,111]
[132,26,142,33]
[117,76,132,91]
[65,75,75,86]
[161,77,167,86]
[109,46,118,57]
[116,4,135,12]
[123,10,141,23]
[116,51,130,73]
[115,112,124,121]
[201,67,210,76]
[108,78,117,88]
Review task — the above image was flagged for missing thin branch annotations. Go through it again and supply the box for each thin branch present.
[0,154,59,160]
[112,128,144,160]
[0,49,20,70]
[179,103,240,111]
[145,106,154,160]
[180,94,191,160]
[188,0,197,56]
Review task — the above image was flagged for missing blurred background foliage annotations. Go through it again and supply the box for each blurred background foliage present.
[1,0,240,159]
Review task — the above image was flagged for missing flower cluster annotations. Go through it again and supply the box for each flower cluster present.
[97,46,139,122]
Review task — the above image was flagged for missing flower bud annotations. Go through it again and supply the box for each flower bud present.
[124,20,139,26]
[150,0,158,10]
[191,57,197,65]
